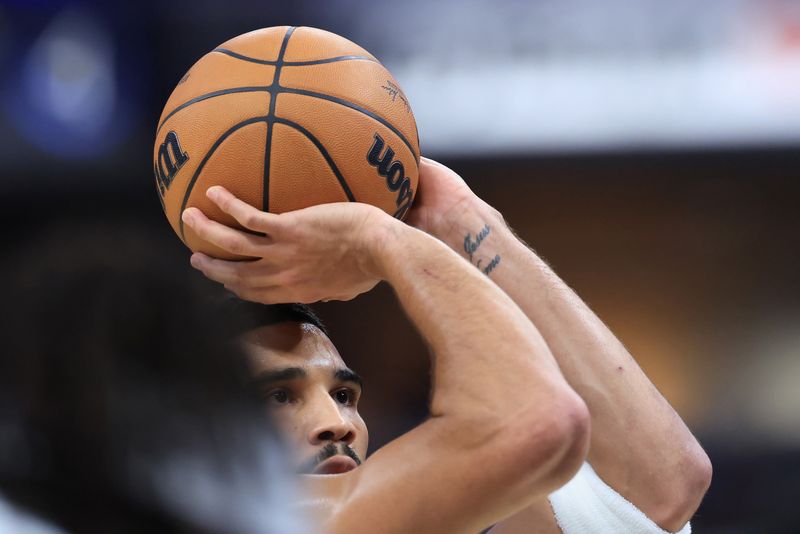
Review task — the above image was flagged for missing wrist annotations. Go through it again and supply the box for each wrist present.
[435,198,507,259]
[358,210,409,281]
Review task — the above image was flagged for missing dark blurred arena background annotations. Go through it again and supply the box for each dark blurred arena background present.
[1,0,798,531]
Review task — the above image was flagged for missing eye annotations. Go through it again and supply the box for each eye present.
[266,389,291,405]
[333,388,357,406]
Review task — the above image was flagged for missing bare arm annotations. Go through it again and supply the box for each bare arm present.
[410,159,712,532]
[329,217,590,534]
[183,187,590,534]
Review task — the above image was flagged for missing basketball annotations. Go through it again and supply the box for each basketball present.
[153,26,420,259]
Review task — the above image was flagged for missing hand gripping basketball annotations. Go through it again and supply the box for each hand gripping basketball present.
[182,187,386,304]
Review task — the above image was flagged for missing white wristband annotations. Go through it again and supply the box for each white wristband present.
[548,463,691,534]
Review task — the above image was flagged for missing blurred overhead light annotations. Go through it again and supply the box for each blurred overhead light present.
[4,7,130,159]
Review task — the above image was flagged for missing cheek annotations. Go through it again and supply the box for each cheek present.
[269,409,306,447]
[353,414,369,459]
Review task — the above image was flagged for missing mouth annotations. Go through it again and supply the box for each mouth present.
[312,455,359,475]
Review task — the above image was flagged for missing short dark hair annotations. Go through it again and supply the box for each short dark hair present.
[219,296,328,337]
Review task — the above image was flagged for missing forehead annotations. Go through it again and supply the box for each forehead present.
[241,321,346,373]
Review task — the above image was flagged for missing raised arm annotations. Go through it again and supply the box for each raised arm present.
[182,187,590,534]
[409,158,712,532]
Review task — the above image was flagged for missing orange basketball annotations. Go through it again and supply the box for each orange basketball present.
[153,26,420,259]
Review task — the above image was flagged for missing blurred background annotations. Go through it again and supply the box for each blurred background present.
[1,0,798,531]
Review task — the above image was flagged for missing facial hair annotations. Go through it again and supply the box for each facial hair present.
[298,442,362,474]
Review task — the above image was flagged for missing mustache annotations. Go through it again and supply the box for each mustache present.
[298,443,362,474]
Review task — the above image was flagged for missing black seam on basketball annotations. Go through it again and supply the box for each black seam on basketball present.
[273,117,357,202]
[213,48,377,67]
[283,55,378,66]
[263,120,274,213]
[278,87,419,165]
[213,48,278,65]
[156,86,271,135]
[179,117,269,241]
[263,26,296,214]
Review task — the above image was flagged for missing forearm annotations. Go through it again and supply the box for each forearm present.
[371,217,591,497]
[324,217,591,533]
[372,217,568,420]
[431,198,710,529]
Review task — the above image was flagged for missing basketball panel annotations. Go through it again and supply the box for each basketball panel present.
[283,27,376,62]
[268,122,351,214]
[275,93,417,219]
[216,26,290,62]
[280,61,419,156]
[154,92,271,240]
[158,54,274,128]
[183,121,268,259]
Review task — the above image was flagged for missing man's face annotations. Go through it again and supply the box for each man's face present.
[241,321,368,476]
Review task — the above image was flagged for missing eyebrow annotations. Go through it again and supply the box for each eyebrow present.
[335,368,363,388]
[250,367,307,387]
[249,367,363,388]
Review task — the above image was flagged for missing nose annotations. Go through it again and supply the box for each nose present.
[307,393,357,446]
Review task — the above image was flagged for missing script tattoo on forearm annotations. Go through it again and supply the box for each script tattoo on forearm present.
[464,224,490,262]
[463,224,501,276]
[477,255,501,276]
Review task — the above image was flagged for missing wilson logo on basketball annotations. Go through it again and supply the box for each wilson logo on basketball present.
[154,130,189,197]
[366,134,414,219]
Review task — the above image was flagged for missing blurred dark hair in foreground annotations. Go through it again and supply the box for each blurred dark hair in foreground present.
[0,225,303,533]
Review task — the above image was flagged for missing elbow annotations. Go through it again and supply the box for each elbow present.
[655,442,713,531]
[505,388,591,495]
[537,390,592,489]
[685,444,713,506]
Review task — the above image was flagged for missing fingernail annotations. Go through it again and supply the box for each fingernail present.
[189,254,201,268]
[206,187,219,200]
[181,209,192,224]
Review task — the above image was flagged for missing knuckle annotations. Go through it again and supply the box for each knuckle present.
[245,212,263,229]
[191,217,209,236]
[223,236,244,255]
[285,224,302,240]
[272,218,290,238]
